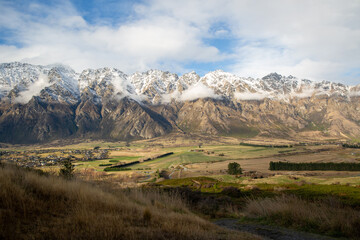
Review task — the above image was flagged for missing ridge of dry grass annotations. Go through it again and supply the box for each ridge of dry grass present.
[0,164,257,240]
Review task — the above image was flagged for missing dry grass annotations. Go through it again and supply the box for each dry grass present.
[244,195,360,238]
[0,164,257,240]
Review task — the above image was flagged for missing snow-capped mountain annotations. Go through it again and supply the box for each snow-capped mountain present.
[0,62,359,144]
[0,62,46,99]
[0,62,80,104]
[1,62,359,105]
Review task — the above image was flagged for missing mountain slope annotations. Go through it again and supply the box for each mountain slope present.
[0,97,77,143]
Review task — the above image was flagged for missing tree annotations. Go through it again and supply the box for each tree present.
[60,158,74,179]
[228,162,242,175]
[103,150,110,159]
[159,170,169,179]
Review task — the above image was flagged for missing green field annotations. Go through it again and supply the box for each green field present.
[134,151,224,169]
[75,156,142,171]
[74,159,112,170]
[72,144,309,172]
[72,145,290,171]
[109,156,142,162]
[127,144,296,170]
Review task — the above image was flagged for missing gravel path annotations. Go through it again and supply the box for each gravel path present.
[214,219,336,240]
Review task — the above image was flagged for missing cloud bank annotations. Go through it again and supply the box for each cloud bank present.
[234,91,269,101]
[0,0,359,84]
[180,83,219,101]
[16,73,50,103]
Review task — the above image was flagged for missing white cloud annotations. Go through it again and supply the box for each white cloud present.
[161,82,220,102]
[15,73,51,103]
[230,44,345,82]
[180,82,220,101]
[349,87,360,97]
[290,88,315,99]
[161,91,181,103]
[0,0,359,84]
[112,74,147,102]
[0,1,226,74]
[234,91,270,101]
[111,75,130,96]
[135,0,360,84]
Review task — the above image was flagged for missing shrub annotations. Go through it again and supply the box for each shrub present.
[159,170,170,179]
[59,158,74,179]
[228,162,242,175]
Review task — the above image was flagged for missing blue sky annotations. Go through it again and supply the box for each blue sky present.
[0,0,359,85]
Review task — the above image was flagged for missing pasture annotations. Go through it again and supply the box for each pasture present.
[4,137,360,186]
[70,141,360,186]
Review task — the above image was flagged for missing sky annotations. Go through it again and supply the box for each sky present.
[0,0,359,85]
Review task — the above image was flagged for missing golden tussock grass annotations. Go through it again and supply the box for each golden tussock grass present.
[244,195,360,238]
[0,164,256,240]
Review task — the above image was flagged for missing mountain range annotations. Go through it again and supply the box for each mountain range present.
[0,62,359,144]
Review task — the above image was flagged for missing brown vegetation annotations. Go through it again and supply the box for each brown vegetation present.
[0,164,256,240]
[244,195,360,238]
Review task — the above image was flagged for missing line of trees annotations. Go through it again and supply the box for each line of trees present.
[342,143,360,149]
[143,152,174,162]
[104,167,131,172]
[104,161,140,171]
[269,161,360,171]
[103,152,174,172]
[240,143,293,148]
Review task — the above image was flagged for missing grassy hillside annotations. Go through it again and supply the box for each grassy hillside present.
[0,164,256,240]
[157,177,360,238]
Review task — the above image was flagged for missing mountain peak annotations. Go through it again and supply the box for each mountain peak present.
[262,72,283,81]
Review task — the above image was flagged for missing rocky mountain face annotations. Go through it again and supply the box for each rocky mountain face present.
[0,62,359,144]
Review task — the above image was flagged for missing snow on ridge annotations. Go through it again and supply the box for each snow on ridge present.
[0,62,358,104]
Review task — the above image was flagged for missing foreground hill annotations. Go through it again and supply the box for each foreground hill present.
[0,164,255,240]
[0,62,359,143]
